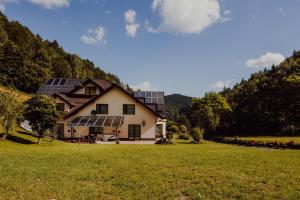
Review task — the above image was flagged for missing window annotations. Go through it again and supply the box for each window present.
[85,87,96,95]
[96,104,108,114]
[56,103,65,112]
[89,127,104,134]
[123,104,135,115]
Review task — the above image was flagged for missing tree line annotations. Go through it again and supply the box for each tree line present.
[170,51,300,138]
[0,12,130,93]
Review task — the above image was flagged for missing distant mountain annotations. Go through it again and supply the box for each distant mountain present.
[0,12,128,93]
[165,94,193,120]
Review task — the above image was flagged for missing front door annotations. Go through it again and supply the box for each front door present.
[128,125,141,140]
[57,124,64,139]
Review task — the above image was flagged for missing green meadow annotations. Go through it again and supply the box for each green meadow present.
[1,131,300,200]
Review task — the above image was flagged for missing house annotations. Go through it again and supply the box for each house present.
[37,78,167,142]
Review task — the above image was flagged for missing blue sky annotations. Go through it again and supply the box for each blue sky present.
[2,0,300,97]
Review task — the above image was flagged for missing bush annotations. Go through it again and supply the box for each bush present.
[155,138,174,145]
[179,125,187,134]
[169,125,179,134]
[191,127,203,144]
[167,125,179,139]
[179,133,190,140]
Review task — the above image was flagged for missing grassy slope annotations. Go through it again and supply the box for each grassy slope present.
[0,85,31,103]
[0,135,300,200]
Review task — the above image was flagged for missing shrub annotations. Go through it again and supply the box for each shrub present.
[179,133,190,140]
[179,125,187,134]
[155,138,174,145]
[191,127,203,144]
[167,125,179,139]
[169,125,179,134]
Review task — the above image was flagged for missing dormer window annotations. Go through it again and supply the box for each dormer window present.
[85,87,96,95]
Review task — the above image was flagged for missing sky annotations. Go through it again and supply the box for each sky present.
[1,0,300,97]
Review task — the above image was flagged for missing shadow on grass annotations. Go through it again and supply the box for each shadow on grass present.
[1,133,36,144]
[17,130,37,137]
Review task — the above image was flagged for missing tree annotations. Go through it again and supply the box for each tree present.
[191,127,203,144]
[190,92,232,135]
[0,89,22,140]
[0,11,127,93]
[23,95,61,144]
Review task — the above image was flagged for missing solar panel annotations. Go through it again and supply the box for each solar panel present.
[46,79,54,85]
[152,92,158,97]
[59,78,67,85]
[68,116,124,128]
[133,91,165,105]
[146,92,151,97]
[52,79,61,85]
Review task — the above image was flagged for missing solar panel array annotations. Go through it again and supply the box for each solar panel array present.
[45,78,67,86]
[36,79,85,95]
[134,91,164,104]
[133,91,165,114]
[68,116,124,128]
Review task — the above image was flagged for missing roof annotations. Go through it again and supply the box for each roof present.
[37,79,85,95]
[37,78,166,119]
[69,79,112,94]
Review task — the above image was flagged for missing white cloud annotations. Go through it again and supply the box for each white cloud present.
[223,9,231,16]
[126,23,140,37]
[221,9,232,22]
[131,81,156,91]
[124,9,140,38]
[145,20,159,33]
[0,3,5,12]
[0,0,69,12]
[124,9,137,24]
[211,80,234,89]
[0,0,16,12]
[94,26,105,41]
[150,0,229,34]
[246,52,285,68]
[27,0,70,9]
[81,26,106,45]
[80,35,97,45]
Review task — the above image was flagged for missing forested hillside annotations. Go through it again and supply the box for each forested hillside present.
[190,51,300,137]
[0,12,127,93]
[165,94,192,125]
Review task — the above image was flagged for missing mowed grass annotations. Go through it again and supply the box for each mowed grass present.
[237,137,300,144]
[1,134,300,199]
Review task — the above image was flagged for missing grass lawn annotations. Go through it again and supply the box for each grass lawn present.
[237,137,300,144]
[1,132,300,199]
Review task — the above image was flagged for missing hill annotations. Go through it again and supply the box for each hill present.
[165,94,192,121]
[188,51,299,136]
[0,12,127,93]
[0,85,31,103]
